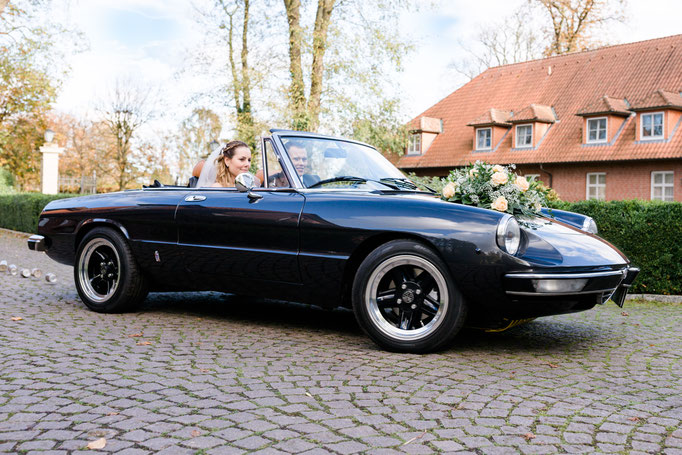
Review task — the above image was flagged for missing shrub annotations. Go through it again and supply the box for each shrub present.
[0,193,80,234]
[549,199,682,295]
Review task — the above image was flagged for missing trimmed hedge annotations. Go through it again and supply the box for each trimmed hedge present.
[0,193,80,234]
[549,200,682,295]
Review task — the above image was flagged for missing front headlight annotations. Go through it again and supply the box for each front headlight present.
[496,216,521,255]
[582,217,598,234]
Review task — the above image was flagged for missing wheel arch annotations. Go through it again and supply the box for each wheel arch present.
[75,219,130,252]
[340,232,450,307]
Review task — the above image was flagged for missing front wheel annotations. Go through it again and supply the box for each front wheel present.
[74,227,148,313]
[352,240,467,353]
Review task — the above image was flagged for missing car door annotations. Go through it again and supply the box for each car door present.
[175,138,305,292]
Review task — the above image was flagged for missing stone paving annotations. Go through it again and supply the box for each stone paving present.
[1,229,681,454]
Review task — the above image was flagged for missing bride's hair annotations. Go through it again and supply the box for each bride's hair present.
[215,140,250,187]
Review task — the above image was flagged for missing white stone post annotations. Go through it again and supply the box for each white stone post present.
[39,142,64,194]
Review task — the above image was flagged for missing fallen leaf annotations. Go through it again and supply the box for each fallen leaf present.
[128,333,143,338]
[305,392,313,398]
[545,362,559,368]
[11,317,23,321]
[621,312,629,316]
[191,430,201,437]
[136,341,152,346]
[87,438,106,449]
[628,417,640,422]
[106,412,119,416]
[523,432,536,441]
[401,430,427,446]
[200,369,210,373]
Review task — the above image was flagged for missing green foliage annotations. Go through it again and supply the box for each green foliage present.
[0,166,14,192]
[406,173,445,193]
[549,199,682,295]
[0,193,79,234]
[349,98,409,156]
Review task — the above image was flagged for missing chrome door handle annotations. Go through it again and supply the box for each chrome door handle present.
[184,195,206,202]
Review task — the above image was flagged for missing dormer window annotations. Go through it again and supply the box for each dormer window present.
[476,128,492,150]
[587,117,607,143]
[641,112,664,140]
[515,124,533,148]
[407,133,421,155]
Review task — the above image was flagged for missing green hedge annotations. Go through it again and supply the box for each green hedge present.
[549,200,682,295]
[0,193,80,234]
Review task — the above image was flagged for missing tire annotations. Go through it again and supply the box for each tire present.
[74,227,148,313]
[352,240,467,353]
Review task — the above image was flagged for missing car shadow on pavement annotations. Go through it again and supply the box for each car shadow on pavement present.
[136,291,612,354]
[141,291,363,336]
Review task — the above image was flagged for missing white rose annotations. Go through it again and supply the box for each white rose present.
[491,196,508,212]
[491,171,508,186]
[442,182,456,199]
[492,165,505,173]
[469,168,479,178]
[514,175,530,192]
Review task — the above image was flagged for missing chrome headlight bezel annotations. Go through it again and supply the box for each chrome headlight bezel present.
[496,215,521,256]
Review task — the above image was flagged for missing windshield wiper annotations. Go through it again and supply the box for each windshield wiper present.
[380,177,431,192]
[308,176,400,190]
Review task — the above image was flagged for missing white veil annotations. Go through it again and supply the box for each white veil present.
[196,145,222,188]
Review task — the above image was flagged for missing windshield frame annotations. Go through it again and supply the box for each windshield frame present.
[269,130,408,191]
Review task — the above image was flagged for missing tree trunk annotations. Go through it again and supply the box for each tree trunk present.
[0,0,9,17]
[307,0,335,131]
[283,0,308,130]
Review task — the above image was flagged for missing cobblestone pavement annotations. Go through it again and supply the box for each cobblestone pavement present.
[1,229,681,455]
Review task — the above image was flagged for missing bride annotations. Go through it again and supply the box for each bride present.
[196,141,253,187]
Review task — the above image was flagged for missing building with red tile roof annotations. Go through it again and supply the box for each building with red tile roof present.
[399,35,682,202]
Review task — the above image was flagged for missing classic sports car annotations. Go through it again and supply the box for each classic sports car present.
[28,130,638,352]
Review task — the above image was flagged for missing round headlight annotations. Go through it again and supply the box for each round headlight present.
[582,217,598,234]
[496,216,521,255]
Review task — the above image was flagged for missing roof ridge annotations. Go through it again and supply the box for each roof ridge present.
[479,34,682,73]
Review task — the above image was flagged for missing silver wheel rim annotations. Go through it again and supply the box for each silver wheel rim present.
[365,254,449,342]
[78,238,121,303]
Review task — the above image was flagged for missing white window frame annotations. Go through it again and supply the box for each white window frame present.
[651,171,674,201]
[640,111,665,140]
[515,124,533,148]
[407,133,421,155]
[525,174,540,183]
[475,127,492,150]
[586,117,608,143]
[586,172,606,200]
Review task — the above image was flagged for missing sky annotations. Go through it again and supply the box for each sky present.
[53,0,682,135]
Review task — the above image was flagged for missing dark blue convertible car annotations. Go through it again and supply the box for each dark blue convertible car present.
[28,130,638,352]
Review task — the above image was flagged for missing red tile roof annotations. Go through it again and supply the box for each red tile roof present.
[509,104,556,123]
[467,108,513,127]
[577,96,631,116]
[399,35,682,170]
[631,89,682,111]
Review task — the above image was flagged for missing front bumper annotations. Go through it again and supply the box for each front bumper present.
[504,266,640,308]
[27,235,48,252]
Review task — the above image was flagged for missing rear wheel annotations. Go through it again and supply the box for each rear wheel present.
[74,227,148,313]
[352,240,467,353]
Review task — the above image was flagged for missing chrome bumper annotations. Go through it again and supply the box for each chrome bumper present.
[504,267,640,307]
[27,235,47,252]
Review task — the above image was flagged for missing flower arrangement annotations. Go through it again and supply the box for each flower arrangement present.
[440,161,552,216]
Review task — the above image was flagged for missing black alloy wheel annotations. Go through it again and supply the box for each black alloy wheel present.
[74,227,148,313]
[352,240,467,353]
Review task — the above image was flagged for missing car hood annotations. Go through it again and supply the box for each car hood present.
[519,217,628,267]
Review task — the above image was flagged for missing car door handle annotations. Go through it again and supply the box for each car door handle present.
[184,195,206,202]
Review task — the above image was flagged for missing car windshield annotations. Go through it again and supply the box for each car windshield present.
[280,136,417,190]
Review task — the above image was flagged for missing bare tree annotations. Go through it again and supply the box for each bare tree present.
[177,107,222,183]
[535,0,626,56]
[452,6,543,80]
[98,80,154,191]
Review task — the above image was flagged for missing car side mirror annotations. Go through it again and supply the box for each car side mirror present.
[235,172,263,201]
[235,173,260,192]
